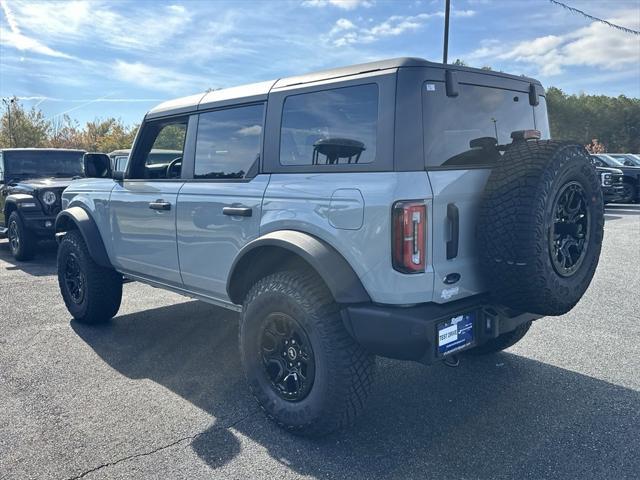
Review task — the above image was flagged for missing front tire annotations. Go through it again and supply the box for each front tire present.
[57,230,122,324]
[240,270,375,436]
[7,211,36,261]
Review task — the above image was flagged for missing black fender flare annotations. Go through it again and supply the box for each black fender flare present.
[227,230,370,305]
[4,193,37,216]
[55,206,112,268]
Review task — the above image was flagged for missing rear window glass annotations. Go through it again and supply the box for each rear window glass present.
[423,83,540,167]
[280,84,378,166]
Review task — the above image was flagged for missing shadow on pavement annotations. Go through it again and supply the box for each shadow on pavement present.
[0,239,58,276]
[72,301,640,480]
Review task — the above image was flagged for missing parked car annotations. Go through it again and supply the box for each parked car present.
[591,154,640,203]
[0,148,86,260]
[108,148,182,177]
[608,153,640,167]
[55,57,604,436]
[594,165,625,204]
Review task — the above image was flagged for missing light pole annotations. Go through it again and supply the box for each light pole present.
[2,97,16,148]
[443,0,451,64]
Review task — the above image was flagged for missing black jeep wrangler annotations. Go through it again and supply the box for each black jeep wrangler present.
[0,148,85,260]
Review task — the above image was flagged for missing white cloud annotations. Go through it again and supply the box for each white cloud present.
[467,10,640,76]
[2,1,193,52]
[303,0,373,10]
[112,60,209,94]
[0,0,73,58]
[327,9,475,46]
[237,125,262,136]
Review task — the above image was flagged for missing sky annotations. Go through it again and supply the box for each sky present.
[1,0,639,126]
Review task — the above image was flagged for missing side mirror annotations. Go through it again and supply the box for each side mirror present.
[83,153,112,178]
[624,160,634,166]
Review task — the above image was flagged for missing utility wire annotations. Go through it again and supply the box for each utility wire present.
[549,0,640,35]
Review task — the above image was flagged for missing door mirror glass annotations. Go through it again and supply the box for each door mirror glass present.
[83,153,112,178]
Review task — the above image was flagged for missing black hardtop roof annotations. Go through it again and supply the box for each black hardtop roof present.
[1,148,85,153]
[147,57,542,118]
[273,57,541,88]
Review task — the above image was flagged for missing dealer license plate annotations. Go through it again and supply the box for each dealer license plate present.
[437,313,475,356]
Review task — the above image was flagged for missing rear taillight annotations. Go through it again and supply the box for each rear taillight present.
[392,201,426,274]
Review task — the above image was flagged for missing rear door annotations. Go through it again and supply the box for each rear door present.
[176,103,268,302]
[421,74,546,302]
[109,116,195,286]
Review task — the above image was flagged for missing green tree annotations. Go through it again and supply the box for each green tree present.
[546,87,640,153]
[81,118,138,152]
[0,97,50,148]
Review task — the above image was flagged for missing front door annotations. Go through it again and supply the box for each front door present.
[176,104,267,301]
[109,116,194,286]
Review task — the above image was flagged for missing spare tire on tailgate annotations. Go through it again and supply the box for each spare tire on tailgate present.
[478,140,604,316]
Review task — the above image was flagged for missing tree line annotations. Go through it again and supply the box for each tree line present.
[1,88,639,153]
[0,98,138,153]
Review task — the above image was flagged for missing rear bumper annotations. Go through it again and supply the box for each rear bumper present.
[341,295,540,364]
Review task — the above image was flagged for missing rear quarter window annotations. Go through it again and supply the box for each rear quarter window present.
[280,83,378,166]
[423,83,541,168]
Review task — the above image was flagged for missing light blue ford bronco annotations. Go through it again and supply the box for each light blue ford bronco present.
[55,58,604,436]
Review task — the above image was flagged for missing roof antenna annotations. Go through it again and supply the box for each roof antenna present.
[442,0,451,64]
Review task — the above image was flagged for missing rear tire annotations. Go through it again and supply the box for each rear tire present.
[7,211,36,261]
[467,321,532,355]
[240,270,375,437]
[478,141,604,316]
[57,230,122,324]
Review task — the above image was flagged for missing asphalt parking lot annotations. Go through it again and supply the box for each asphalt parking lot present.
[1,204,639,480]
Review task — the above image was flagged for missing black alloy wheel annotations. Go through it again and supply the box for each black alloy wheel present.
[63,252,86,304]
[549,181,591,277]
[260,312,315,402]
[8,218,20,255]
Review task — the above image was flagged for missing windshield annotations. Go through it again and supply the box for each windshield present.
[598,155,624,167]
[4,150,84,178]
[610,154,640,166]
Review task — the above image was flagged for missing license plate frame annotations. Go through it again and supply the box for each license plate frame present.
[437,312,475,356]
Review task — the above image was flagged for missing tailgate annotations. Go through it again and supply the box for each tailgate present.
[427,169,491,303]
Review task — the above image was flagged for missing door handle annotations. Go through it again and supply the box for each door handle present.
[149,200,171,211]
[222,206,252,217]
[446,203,459,260]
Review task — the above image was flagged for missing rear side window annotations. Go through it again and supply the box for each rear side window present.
[280,84,378,166]
[423,83,539,168]
[194,104,264,179]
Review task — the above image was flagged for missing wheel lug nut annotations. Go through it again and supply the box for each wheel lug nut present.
[291,339,295,344]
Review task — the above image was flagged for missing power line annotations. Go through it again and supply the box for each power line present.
[549,0,640,35]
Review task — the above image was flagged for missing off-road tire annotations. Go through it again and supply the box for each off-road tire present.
[478,141,604,316]
[57,230,122,324]
[467,321,532,355]
[240,270,375,437]
[7,211,36,261]
[620,181,637,204]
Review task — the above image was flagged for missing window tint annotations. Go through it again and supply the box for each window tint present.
[423,83,538,167]
[280,84,377,166]
[129,120,187,179]
[194,104,264,179]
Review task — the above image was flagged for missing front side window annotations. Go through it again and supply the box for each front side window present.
[423,83,540,167]
[280,84,378,166]
[194,104,264,179]
[129,120,187,179]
